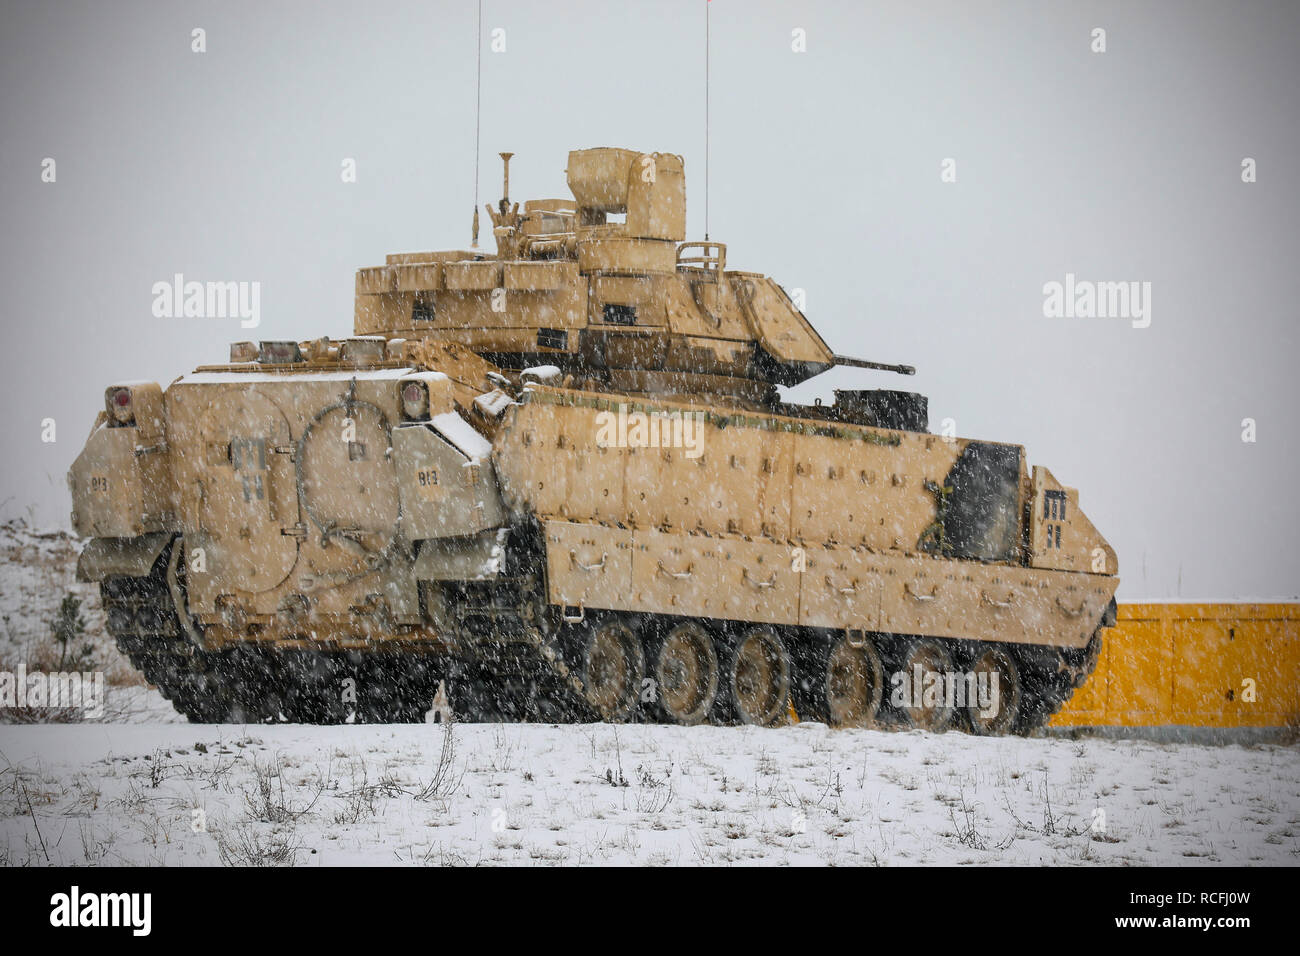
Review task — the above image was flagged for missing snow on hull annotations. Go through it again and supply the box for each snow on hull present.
[431,412,493,461]
[473,389,514,419]
[177,368,421,385]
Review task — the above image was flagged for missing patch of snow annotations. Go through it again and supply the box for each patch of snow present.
[472,528,509,579]
[473,389,514,419]
[521,365,562,382]
[431,412,493,461]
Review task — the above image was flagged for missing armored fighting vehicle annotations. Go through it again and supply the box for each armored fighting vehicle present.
[69,147,1118,733]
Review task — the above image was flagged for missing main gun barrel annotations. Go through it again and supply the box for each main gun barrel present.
[833,354,916,376]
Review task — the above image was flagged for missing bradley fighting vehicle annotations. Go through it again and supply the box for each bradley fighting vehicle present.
[69,147,1118,733]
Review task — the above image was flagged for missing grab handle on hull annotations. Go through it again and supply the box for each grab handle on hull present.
[656,561,694,580]
[1056,595,1086,618]
[826,576,858,595]
[570,551,607,573]
[904,582,939,602]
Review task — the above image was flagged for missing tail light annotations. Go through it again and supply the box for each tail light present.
[105,387,135,426]
[400,381,429,421]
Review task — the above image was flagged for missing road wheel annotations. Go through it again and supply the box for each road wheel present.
[580,618,644,722]
[725,627,791,726]
[824,634,885,728]
[897,639,956,732]
[652,622,719,725]
[965,644,1022,735]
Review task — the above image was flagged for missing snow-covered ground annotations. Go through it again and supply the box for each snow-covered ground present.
[1,720,1296,866]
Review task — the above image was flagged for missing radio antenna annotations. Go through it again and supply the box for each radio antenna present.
[704,0,710,241]
[471,0,483,247]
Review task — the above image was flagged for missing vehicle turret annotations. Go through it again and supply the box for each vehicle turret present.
[354,147,909,405]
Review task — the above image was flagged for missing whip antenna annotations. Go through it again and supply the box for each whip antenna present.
[471,0,483,247]
[704,0,710,241]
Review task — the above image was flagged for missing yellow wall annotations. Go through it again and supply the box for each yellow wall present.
[1051,603,1299,728]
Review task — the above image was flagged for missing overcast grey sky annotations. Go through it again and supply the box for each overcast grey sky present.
[1,0,1297,601]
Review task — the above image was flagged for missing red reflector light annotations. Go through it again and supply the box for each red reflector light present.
[106,386,135,425]
[400,380,429,420]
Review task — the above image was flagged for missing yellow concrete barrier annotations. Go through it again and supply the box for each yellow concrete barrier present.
[1051,603,1300,729]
